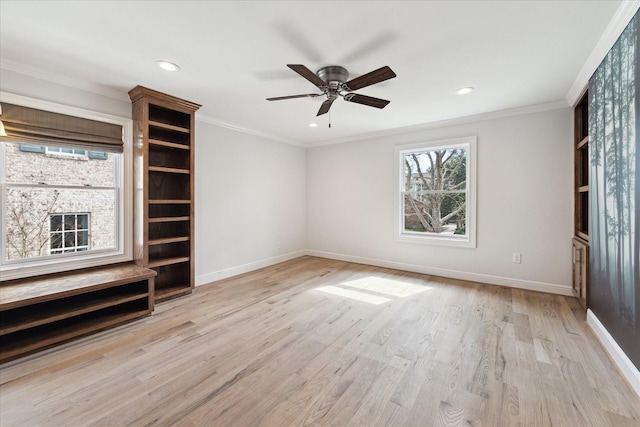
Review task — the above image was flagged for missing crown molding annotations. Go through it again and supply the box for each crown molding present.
[566,0,640,105]
[195,114,306,147]
[307,100,570,148]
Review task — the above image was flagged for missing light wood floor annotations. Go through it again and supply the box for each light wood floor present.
[1,256,639,426]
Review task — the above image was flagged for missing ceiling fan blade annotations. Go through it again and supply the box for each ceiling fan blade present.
[287,64,327,87]
[266,94,321,101]
[343,93,390,109]
[317,97,336,116]
[343,66,396,91]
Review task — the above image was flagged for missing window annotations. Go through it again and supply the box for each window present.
[1,93,132,280]
[45,147,88,158]
[395,136,477,248]
[50,213,90,254]
[21,144,108,160]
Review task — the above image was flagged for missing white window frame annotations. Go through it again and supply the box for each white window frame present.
[0,92,133,280]
[394,136,477,248]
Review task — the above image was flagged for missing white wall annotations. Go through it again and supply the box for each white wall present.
[194,122,307,285]
[306,107,574,294]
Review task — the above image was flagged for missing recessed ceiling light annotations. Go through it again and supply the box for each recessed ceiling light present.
[157,60,180,72]
[456,87,474,95]
[308,122,318,128]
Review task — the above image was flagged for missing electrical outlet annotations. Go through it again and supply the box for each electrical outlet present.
[512,253,522,264]
[276,241,281,250]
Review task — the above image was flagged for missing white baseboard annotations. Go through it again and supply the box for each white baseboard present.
[305,250,574,296]
[197,249,573,294]
[195,250,307,286]
[587,309,640,397]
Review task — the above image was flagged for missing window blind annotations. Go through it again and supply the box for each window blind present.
[0,103,123,153]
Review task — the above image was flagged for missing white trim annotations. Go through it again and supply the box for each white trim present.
[195,250,307,286]
[0,92,133,281]
[394,136,477,248]
[305,250,573,296]
[196,114,305,148]
[586,309,640,397]
[197,250,573,295]
[566,1,640,105]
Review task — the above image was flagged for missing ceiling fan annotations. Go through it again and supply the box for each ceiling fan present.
[266,64,396,116]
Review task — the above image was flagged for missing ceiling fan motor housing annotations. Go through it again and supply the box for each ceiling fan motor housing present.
[317,65,349,90]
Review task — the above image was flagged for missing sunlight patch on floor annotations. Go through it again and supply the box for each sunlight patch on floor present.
[315,285,392,305]
[315,276,431,305]
[340,277,431,298]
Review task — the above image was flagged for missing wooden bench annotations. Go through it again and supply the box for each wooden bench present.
[0,262,156,363]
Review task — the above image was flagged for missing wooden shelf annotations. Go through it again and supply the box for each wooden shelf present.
[148,120,190,133]
[147,256,190,269]
[1,308,151,362]
[0,263,155,309]
[149,139,190,150]
[577,135,589,149]
[148,199,191,204]
[0,262,155,363]
[148,166,190,174]
[1,292,149,335]
[149,216,190,223]
[576,231,589,242]
[149,236,189,245]
[155,286,192,302]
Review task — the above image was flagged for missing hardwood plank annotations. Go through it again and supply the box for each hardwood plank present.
[1,256,639,426]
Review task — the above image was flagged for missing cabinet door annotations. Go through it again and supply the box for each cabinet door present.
[572,239,589,307]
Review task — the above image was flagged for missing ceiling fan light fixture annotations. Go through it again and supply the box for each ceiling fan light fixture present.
[308,122,318,128]
[157,60,180,72]
[456,87,474,95]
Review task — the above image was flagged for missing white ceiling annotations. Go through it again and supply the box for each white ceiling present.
[0,1,628,146]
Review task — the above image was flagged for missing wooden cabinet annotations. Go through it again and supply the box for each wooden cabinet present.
[0,263,155,363]
[128,86,201,302]
[572,237,589,309]
[573,90,589,308]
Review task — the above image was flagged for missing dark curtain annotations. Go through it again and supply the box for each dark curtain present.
[589,12,639,370]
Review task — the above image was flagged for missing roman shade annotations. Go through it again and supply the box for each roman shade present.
[0,103,123,152]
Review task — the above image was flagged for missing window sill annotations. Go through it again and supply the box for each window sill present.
[396,232,476,248]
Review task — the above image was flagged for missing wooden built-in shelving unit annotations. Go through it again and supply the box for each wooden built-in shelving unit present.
[573,90,589,309]
[129,86,201,302]
[0,263,155,363]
